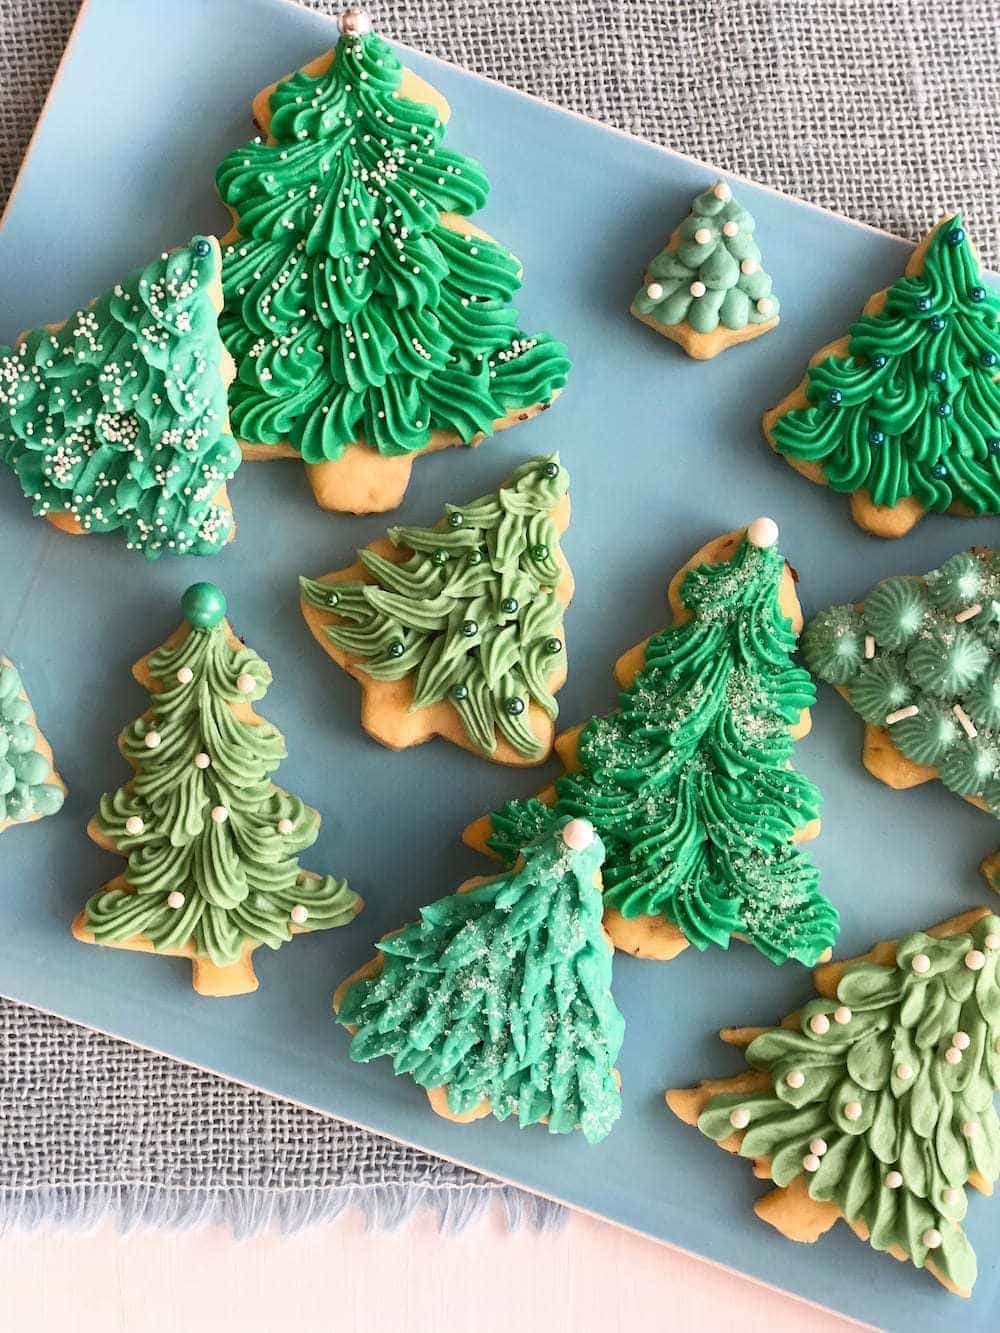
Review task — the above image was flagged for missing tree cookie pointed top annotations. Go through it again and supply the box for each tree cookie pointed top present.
[764,213,1000,537]
[632,180,780,359]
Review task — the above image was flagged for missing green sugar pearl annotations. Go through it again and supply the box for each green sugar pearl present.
[461,620,478,637]
[386,640,405,659]
[500,597,519,615]
[431,550,449,566]
[530,544,549,561]
[447,512,464,528]
[181,582,227,629]
[545,637,563,654]
[541,462,559,480]
[505,697,525,716]
[450,683,469,701]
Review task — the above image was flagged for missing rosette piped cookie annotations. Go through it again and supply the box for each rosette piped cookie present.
[0,657,65,834]
[803,549,1000,892]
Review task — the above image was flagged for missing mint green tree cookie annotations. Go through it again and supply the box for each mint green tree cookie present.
[0,658,65,834]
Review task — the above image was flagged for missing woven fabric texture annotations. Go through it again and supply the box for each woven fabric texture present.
[1,0,998,1234]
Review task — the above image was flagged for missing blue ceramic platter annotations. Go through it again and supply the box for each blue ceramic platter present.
[2,1,999,1325]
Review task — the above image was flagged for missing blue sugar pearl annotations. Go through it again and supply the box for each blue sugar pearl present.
[451,683,469,701]
[981,351,998,368]
[826,389,843,406]
[970,286,987,302]
[870,354,888,370]
[930,316,946,332]
[869,429,885,445]
[947,227,965,246]
[932,462,948,478]
[930,369,947,384]
[988,439,1000,455]
[915,296,933,312]
[936,401,953,417]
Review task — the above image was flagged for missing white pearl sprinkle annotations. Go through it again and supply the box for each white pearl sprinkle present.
[802,1153,821,1173]
[729,1107,750,1129]
[194,752,211,769]
[834,1006,852,1025]
[722,219,739,237]
[952,1031,971,1050]
[690,280,707,298]
[646,281,664,300]
[843,1101,863,1121]
[963,1120,978,1138]
[712,181,731,201]
[741,258,758,275]
[277,817,294,835]
[922,1229,942,1250]
[944,1188,962,1206]
[786,1069,805,1089]
[809,1013,830,1035]
[885,1170,903,1189]
[945,1047,963,1065]
[694,227,712,244]
[124,816,144,835]
[176,666,194,684]
[167,891,185,910]
[561,818,596,851]
[746,516,779,549]
[985,933,1000,950]
[236,672,256,694]
[211,805,229,824]
[809,1138,828,1157]
[911,953,931,974]
[144,730,161,749]
[756,297,774,315]
[896,1063,914,1081]
[290,904,309,925]
[966,950,986,971]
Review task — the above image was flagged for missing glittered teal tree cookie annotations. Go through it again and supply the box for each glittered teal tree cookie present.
[73,583,361,996]
[668,907,1000,1298]
[0,658,65,834]
[336,817,624,1143]
[764,215,1000,537]
[0,237,240,558]
[215,9,571,515]
[631,180,779,359]
[300,455,573,765]
[803,548,1000,893]
[465,519,838,968]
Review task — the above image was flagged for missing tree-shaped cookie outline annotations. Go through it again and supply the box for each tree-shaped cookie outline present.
[72,583,361,996]
[216,13,571,515]
[0,656,66,835]
[763,214,1000,538]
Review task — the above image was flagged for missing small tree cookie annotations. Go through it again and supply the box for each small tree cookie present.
[215,10,571,514]
[73,583,361,996]
[667,908,1000,1298]
[465,518,838,966]
[764,214,1000,537]
[631,180,779,359]
[300,455,573,765]
[0,237,239,558]
[335,817,624,1143]
[803,548,1000,894]
[0,658,65,834]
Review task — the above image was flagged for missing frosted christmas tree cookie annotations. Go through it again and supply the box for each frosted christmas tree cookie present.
[300,455,573,765]
[0,658,65,834]
[0,237,239,559]
[668,907,1000,1297]
[216,9,570,514]
[465,518,838,966]
[764,214,1000,537]
[335,817,624,1143]
[803,548,1000,893]
[631,180,779,359]
[73,583,361,996]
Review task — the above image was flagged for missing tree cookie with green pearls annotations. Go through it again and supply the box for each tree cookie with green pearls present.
[764,214,1000,538]
[72,583,361,997]
[0,657,65,835]
[215,10,570,516]
[300,455,573,766]
[803,548,1000,895]
[631,180,780,359]
[668,907,1000,1298]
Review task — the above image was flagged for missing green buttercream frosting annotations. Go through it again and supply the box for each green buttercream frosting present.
[804,549,1000,816]
[0,661,63,827]
[632,182,779,334]
[485,531,838,966]
[301,455,569,758]
[0,238,238,558]
[697,913,1000,1295]
[770,215,1000,515]
[84,590,359,965]
[338,819,624,1143]
[215,29,570,463]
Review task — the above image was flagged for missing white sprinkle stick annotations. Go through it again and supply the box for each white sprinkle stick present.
[886,705,918,725]
[953,704,978,739]
[864,634,875,660]
[955,603,982,623]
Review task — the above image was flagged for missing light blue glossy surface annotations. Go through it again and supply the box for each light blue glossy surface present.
[1,1,999,1325]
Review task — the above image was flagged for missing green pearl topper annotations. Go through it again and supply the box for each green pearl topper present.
[216,26,570,470]
[0,660,65,832]
[678,911,1000,1297]
[300,455,572,763]
[765,216,1000,536]
[803,548,1000,891]
[337,817,624,1143]
[75,585,360,996]
[0,238,239,559]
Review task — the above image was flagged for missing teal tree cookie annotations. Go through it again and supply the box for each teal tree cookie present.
[468,518,838,967]
[631,180,780,359]
[73,583,360,996]
[216,10,571,514]
[336,817,624,1143]
[300,455,573,765]
[764,215,1000,537]
[803,548,1000,892]
[668,909,1000,1298]
[0,659,65,833]
[0,238,239,558]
